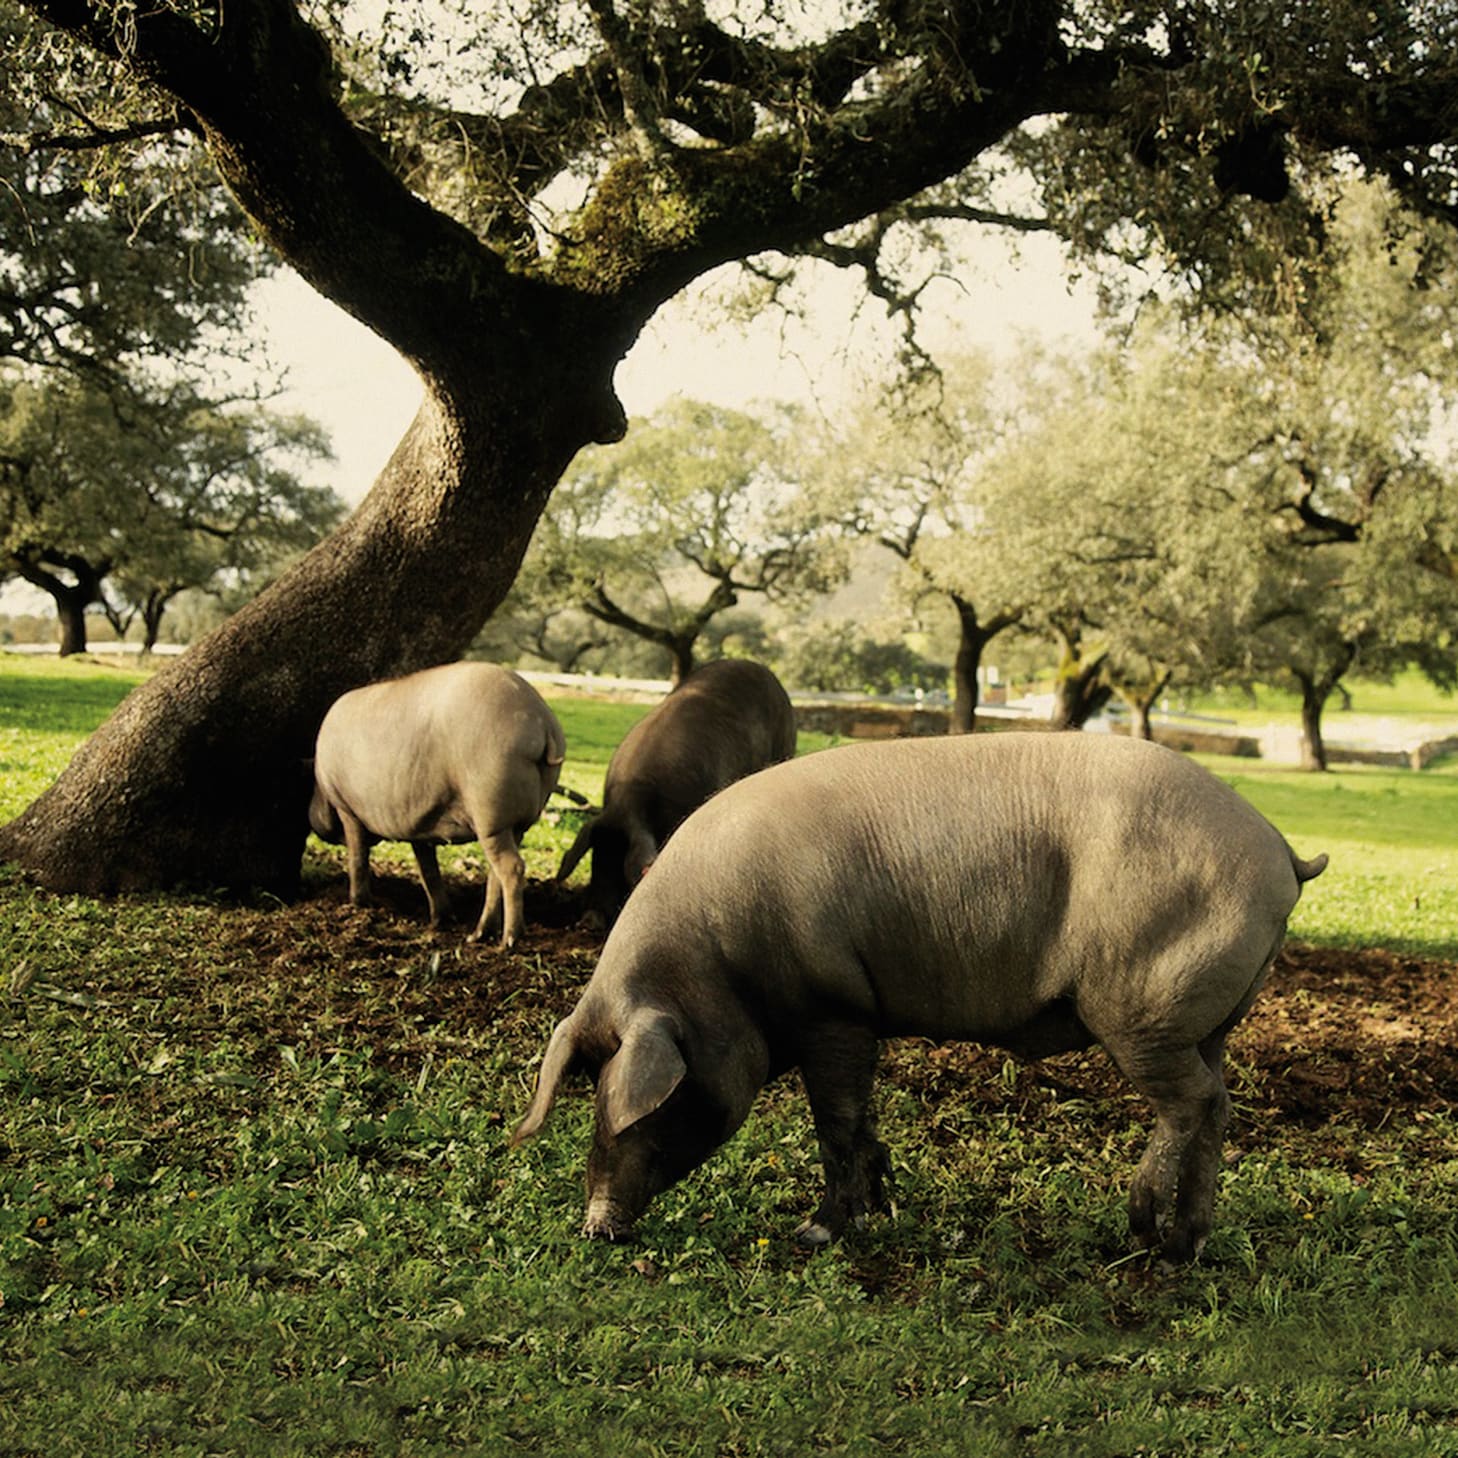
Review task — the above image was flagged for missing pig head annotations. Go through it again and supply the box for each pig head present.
[309,661,564,948]
[557,658,796,926]
[516,732,1327,1262]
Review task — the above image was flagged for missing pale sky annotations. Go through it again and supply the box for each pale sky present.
[261,229,1106,507]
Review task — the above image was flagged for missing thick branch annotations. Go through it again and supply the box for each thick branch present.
[22,0,606,391]
[585,0,668,159]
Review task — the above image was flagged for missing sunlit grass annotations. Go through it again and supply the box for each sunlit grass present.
[1183,669,1458,728]
[1200,757,1458,958]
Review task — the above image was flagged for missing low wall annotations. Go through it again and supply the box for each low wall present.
[793,701,955,739]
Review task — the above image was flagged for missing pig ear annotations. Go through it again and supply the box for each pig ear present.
[511,1013,580,1145]
[556,817,597,883]
[600,1009,686,1138]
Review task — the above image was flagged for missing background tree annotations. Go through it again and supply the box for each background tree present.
[522,398,834,683]
[1,373,155,654]
[102,405,344,652]
[1222,183,1458,765]
[0,370,340,652]
[772,619,942,697]
[3,0,1457,893]
[951,329,1256,732]
[812,354,1031,732]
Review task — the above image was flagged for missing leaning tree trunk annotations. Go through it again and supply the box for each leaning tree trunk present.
[0,377,605,894]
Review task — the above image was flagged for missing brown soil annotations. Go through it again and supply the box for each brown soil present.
[276,872,1457,1136]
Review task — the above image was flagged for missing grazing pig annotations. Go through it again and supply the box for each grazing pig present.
[556,658,796,926]
[515,732,1327,1263]
[309,662,565,949]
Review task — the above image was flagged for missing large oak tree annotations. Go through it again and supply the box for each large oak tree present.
[2,0,1455,893]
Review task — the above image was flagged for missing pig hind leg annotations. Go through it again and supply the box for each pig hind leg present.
[1110,1039,1231,1264]
[795,1022,893,1247]
[411,842,450,927]
[470,827,525,948]
[341,812,374,907]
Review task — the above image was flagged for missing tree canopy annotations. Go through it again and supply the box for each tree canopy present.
[940,181,1458,761]
[0,369,343,652]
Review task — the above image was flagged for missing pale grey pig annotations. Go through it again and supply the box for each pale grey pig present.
[515,732,1327,1262]
[309,662,565,948]
[556,659,796,926]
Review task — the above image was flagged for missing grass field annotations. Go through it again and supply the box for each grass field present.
[3,653,1457,1456]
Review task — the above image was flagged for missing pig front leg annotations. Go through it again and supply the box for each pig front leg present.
[795,1022,893,1247]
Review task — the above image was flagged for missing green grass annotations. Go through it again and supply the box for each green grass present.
[4,652,1458,1455]
[1184,669,1458,729]
[1199,758,1458,960]
[2,899,1455,1455]
[0,654,150,814]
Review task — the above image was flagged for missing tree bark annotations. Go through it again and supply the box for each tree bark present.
[11,555,108,656]
[1295,672,1331,772]
[1291,642,1358,773]
[54,588,89,656]
[666,638,696,687]
[1297,680,1328,772]
[1115,672,1171,742]
[1049,630,1110,731]
[140,591,170,655]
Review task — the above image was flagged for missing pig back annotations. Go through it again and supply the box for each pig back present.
[602,732,1308,1045]
[603,659,795,834]
[314,662,563,842]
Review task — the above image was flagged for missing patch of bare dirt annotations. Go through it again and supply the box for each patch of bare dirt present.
[182,870,1458,1131]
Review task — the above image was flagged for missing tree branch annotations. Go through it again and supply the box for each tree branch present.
[583,0,668,160]
[0,113,187,154]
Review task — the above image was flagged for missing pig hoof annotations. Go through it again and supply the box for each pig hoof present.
[794,1220,834,1249]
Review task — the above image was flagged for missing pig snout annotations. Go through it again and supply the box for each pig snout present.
[582,1194,638,1241]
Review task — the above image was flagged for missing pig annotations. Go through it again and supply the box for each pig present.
[514,731,1327,1263]
[308,661,565,949]
[556,658,797,926]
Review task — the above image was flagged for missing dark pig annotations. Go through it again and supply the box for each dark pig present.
[556,658,796,925]
[515,732,1327,1262]
[309,661,565,948]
